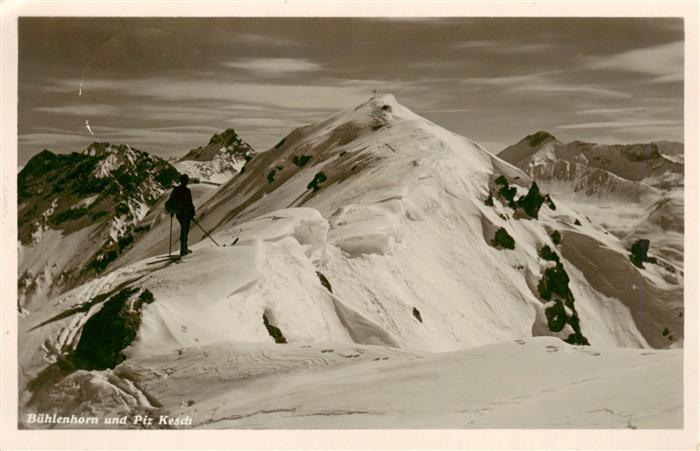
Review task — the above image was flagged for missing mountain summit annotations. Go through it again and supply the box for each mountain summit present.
[175,128,255,184]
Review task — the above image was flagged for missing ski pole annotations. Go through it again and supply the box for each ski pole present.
[192,217,220,247]
[168,215,173,257]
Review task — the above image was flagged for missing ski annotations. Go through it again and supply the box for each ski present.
[146,256,182,265]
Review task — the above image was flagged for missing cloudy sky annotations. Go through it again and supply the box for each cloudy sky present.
[18,17,683,165]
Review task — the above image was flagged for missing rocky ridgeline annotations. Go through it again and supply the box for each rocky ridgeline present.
[18,143,180,309]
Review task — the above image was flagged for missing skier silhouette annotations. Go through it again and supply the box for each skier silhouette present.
[165,174,195,256]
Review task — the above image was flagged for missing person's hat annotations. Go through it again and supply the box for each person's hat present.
[180,174,189,184]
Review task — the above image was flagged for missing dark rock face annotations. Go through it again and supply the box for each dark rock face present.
[544,194,556,210]
[72,287,155,370]
[307,172,328,192]
[492,227,515,250]
[536,248,589,346]
[293,155,312,167]
[517,182,545,219]
[263,312,287,344]
[550,230,562,245]
[412,307,423,323]
[316,271,333,293]
[494,176,517,208]
[539,245,559,262]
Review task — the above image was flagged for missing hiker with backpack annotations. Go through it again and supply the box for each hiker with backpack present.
[165,174,196,256]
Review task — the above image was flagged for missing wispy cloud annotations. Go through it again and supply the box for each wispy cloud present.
[461,71,630,98]
[237,33,300,47]
[651,73,683,83]
[454,40,551,54]
[418,108,471,114]
[586,41,683,81]
[453,40,498,50]
[46,78,374,111]
[222,58,323,75]
[225,117,307,129]
[556,119,679,130]
[18,132,93,148]
[44,77,435,113]
[33,104,121,116]
[575,107,655,116]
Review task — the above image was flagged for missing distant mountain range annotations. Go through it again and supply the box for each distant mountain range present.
[18,131,255,311]
[499,131,684,266]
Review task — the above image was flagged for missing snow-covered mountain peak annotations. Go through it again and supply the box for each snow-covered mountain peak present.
[179,129,253,163]
[498,131,564,169]
[175,128,255,184]
[360,93,417,120]
[303,94,425,142]
[168,97,680,351]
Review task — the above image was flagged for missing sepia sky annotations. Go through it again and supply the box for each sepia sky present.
[18,17,684,165]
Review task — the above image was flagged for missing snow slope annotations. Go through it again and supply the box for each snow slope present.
[18,95,684,428]
[21,338,681,429]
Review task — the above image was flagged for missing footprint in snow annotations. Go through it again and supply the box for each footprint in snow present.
[546,345,559,352]
[180,325,188,333]
[514,339,526,345]
[320,349,334,353]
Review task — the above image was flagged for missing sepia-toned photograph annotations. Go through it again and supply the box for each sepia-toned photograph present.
[2,3,698,448]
